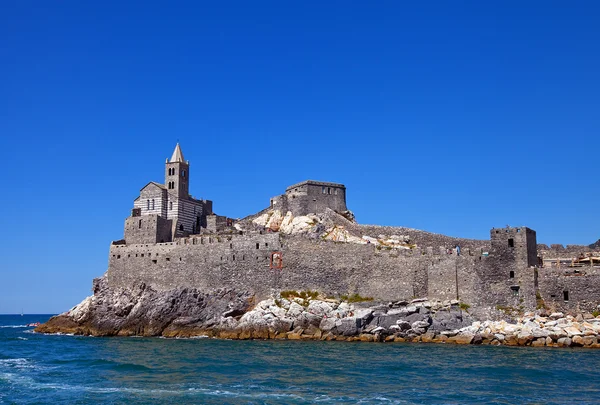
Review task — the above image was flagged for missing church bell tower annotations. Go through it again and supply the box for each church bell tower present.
[165,143,189,199]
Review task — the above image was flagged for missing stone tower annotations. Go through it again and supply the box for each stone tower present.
[165,143,189,199]
[490,226,538,269]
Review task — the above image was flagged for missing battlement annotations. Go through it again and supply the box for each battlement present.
[285,180,345,192]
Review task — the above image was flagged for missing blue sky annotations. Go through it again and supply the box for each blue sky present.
[1,2,599,314]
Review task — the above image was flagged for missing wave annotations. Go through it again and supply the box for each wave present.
[0,372,399,404]
[0,325,28,328]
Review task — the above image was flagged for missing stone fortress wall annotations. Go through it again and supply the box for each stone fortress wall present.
[108,225,542,313]
[108,144,600,316]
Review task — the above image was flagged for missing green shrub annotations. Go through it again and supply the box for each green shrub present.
[280,290,319,300]
[280,290,299,299]
[344,293,374,303]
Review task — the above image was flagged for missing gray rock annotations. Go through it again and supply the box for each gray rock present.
[396,320,411,331]
[557,337,572,347]
[319,317,337,332]
[335,318,360,336]
[404,313,430,325]
[371,313,405,329]
[412,320,430,330]
[306,301,333,318]
[401,306,418,316]
[429,308,471,332]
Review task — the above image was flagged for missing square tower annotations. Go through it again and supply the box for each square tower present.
[490,226,537,268]
[165,143,189,199]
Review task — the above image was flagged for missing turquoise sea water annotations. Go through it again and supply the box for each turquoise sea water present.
[1,315,600,404]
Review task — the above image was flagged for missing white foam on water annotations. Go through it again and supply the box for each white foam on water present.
[0,358,36,370]
[17,337,28,340]
[0,325,28,328]
[174,335,209,339]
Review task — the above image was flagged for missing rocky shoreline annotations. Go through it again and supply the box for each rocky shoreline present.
[36,277,600,348]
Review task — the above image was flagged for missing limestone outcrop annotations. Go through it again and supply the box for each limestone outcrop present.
[251,209,413,249]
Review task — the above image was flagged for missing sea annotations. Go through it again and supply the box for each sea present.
[1,315,599,404]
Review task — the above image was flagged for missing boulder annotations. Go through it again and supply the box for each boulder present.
[287,302,304,319]
[319,317,337,332]
[430,308,471,332]
[557,337,572,347]
[306,301,333,318]
[396,320,411,331]
[411,320,430,330]
[572,335,584,347]
[564,326,583,337]
[371,313,404,329]
[448,333,474,345]
[335,318,360,336]
[531,338,546,347]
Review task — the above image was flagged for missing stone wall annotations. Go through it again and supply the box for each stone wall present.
[108,231,537,311]
[537,266,600,313]
[124,214,172,244]
[269,181,347,216]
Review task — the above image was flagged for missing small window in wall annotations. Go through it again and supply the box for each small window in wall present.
[181,170,186,177]
[328,187,331,194]
[170,201,173,210]
[151,199,155,210]
[508,238,514,248]
[179,224,184,231]
[265,242,269,247]
[147,200,150,210]
[510,285,520,296]
[563,290,569,301]
[509,271,515,279]
[138,219,142,229]
[256,243,259,249]
[322,186,326,194]
[334,188,338,195]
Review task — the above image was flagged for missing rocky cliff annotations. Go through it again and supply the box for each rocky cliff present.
[37,276,600,348]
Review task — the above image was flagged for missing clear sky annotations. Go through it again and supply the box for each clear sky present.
[1,1,599,314]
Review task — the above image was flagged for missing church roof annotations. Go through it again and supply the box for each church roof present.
[170,143,185,163]
[139,181,166,192]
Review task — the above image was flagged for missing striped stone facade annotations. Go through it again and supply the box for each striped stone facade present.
[124,144,215,244]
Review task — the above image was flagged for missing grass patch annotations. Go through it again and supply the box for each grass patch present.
[341,293,374,303]
[592,310,600,318]
[459,302,470,311]
[280,290,319,300]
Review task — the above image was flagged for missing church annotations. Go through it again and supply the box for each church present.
[123,144,227,244]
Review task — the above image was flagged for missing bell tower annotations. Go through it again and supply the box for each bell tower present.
[165,143,189,199]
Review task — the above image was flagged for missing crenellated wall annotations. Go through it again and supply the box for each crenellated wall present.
[107,231,537,311]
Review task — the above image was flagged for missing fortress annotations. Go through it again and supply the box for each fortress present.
[107,144,600,316]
